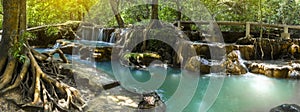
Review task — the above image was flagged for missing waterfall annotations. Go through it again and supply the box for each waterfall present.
[234,50,248,72]
[98,28,104,41]
[120,28,129,37]
[53,42,61,49]
[109,32,115,43]
[91,27,95,41]
[81,27,85,40]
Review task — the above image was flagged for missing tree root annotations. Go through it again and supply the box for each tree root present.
[259,38,264,60]
[0,56,30,93]
[0,56,8,73]
[0,45,86,111]
[0,58,17,89]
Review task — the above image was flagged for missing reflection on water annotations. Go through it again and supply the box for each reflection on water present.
[36,48,300,112]
[208,74,300,112]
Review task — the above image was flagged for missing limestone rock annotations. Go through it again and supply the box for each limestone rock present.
[121,53,161,68]
[223,51,248,75]
[184,56,224,74]
[60,43,82,55]
[249,63,296,78]
[79,47,93,60]
[137,92,166,112]
[288,44,300,58]
[288,70,300,79]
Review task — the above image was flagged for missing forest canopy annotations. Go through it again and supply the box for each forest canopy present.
[0,0,299,29]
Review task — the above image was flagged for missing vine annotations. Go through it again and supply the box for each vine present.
[9,31,36,63]
[258,0,264,60]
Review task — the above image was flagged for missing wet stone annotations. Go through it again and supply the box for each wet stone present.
[270,104,300,112]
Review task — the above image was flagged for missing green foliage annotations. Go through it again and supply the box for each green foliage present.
[8,31,37,63]
[26,0,97,27]
[46,27,60,37]
[22,31,37,40]
[0,0,299,30]
[9,32,33,63]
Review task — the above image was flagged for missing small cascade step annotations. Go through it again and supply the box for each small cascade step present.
[54,39,123,62]
[249,61,300,79]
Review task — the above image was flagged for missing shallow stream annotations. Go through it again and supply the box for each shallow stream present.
[36,46,300,112]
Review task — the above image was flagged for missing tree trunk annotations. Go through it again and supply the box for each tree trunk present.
[141,0,162,51]
[151,0,159,20]
[110,0,125,28]
[176,0,182,21]
[0,0,86,111]
[19,0,27,41]
[0,0,20,90]
[148,0,162,28]
[1,0,19,58]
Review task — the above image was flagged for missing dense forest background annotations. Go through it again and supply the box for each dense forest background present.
[0,0,299,29]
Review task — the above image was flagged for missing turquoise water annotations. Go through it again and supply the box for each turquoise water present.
[95,61,300,112]
[36,48,300,112]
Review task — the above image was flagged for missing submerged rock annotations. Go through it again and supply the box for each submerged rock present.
[288,70,300,79]
[270,104,300,112]
[137,92,166,112]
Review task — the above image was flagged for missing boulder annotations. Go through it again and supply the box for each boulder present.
[79,47,93,60]
[193,43,255,60]
[270,104,300,112]
[184,50,248,75]
[223,51,248,75]
[288,44,300,58]
[60,43,82,55]
[184,56,224,74]
[248,62,300,78]
[121,53,161,68]
[288,70,300,79]
[94,47,112,61]
[137,92,166,112]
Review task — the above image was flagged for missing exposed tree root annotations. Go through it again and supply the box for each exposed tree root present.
[0,56,30,93]
[0,58,17,89]
[0,45,86,111]
[0,56,8,73]
[259,38,264,60]
[269,39,274,60]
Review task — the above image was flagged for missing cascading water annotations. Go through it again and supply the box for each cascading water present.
[91,27,95,41]
[98,28,104,41]
[234,50,249,72]
[109,32,115,43]
[53,42,61,49]
[120,28,129,37]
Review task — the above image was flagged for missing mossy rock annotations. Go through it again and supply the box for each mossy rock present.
[122,53,161,68]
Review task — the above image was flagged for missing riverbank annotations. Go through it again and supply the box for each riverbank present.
[0,61,143,111]
[62,62,142,111]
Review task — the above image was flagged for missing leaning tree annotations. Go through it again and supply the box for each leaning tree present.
[0,0,85,111]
